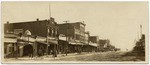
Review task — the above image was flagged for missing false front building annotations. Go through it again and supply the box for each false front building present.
[4,17,59,57]
[88,36,99,52]
[58,22,86,53]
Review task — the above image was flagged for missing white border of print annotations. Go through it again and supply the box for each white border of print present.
[0,0,149,65]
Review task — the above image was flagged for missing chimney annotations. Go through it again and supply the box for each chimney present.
[83,21,84,24]
[7,21,9,24]
[36,18,39,21]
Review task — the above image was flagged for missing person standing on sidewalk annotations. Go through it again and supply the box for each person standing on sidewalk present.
[38,47,42,57]
[65,48,68,56]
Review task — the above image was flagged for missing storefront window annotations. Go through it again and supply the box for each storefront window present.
[4,48,7,54]
[9,47,13,52]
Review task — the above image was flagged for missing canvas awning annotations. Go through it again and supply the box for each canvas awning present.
[69,42,83,45]
[59,37,66,41]
[4,37,17,43]
[48,40,58,45]
[36,36,46,42]
[21,36,35,43]
[36,37,58,45]
[69,42,76,45]
[89,43,98,47]
[4,34,17,38]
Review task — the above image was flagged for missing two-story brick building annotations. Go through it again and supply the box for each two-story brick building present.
[4,17,59,57]
[58,22,86,53]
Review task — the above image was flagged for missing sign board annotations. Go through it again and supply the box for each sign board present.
[14,29,23,35]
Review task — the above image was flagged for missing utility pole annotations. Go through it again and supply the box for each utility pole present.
[140,25,142,38]
[137,32,139,40]
[46,2,51,56]
[46,26,49,56]
[86,31,90,53]
[82,21,85,52]
[63,20,69,56]
[49,3,51,19]
[16,41,18,59]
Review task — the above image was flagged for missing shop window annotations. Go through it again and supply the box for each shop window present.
[51,28,54,37]
[9,47,12,52]
[4,48,7,54]
[53,29,55,37]
[49,27,52,36]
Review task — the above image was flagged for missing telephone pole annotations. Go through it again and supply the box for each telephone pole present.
[140,25,142,38]
[46,2,51,56]
[85,31,90,53]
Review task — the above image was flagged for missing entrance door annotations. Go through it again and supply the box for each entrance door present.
[23,44,33,56]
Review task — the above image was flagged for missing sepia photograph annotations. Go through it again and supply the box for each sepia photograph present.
[1,1,149,63]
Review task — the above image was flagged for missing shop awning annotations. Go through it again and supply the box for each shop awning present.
[69,42,83,45]
[4,34,17,38]
[21,36,35,43]
[36,36,46,42]
[69,42,76,45]
[48,40,58,45]
[17,42,28,46]
[4,37,17,43]
[89,43,98,47]
[59,37,66,41]
[36,37,58,45]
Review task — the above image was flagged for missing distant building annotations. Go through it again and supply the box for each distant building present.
[59,22,86,43]
[89,36,99,43]
[88,36,99,52]
[133,34,145,56]
[98,39,109,52]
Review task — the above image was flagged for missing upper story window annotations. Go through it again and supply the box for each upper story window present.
[80,24,84,28]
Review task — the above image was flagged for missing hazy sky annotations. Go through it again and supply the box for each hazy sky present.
[2,2,148,51]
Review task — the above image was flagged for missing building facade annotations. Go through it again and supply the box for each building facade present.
[4,17,59,57]
[58,22,86,53]
[88,36,99,52]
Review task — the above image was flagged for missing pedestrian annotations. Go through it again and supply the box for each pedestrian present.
[65,48,68,56]
[38,48,42,57]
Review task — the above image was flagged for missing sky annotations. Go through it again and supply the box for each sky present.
[2,2,148,51]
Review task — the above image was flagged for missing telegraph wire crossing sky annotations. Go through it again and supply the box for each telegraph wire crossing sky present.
[2,2,148,51]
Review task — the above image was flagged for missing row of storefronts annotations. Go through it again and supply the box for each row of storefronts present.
[4,33,99,58]
[4,17,104,58]
[4,35,99,58]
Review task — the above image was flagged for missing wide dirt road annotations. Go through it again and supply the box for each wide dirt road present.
[53,51,144,61]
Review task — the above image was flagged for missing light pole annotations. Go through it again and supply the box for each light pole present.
[140,25,142,38]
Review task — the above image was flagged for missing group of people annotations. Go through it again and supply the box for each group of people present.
[37,47,57,57]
